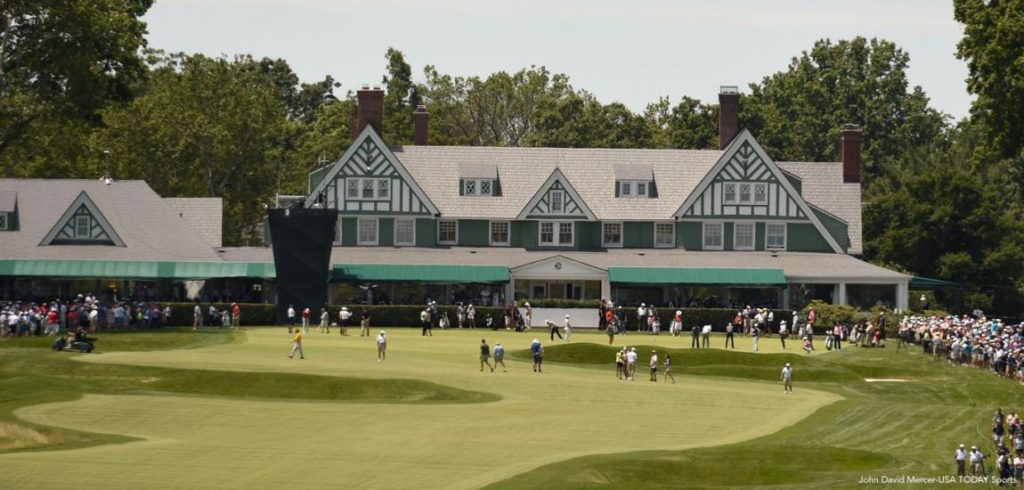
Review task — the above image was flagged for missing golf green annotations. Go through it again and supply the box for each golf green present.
[0,329,837,489]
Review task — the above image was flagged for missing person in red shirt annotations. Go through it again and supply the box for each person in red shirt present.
[231,303,241,329]
[301,307,311,334]
[47,309,59,336]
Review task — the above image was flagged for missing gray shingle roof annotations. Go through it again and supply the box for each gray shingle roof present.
[0,179,221,262]
[391,146,863,254]
[164,197,223,247]
[0,191,16,213]
[777,162,863,255]
[392,146,723,220]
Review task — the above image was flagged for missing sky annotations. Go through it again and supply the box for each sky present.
[143,0,972,120]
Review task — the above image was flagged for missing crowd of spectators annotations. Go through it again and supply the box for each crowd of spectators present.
[898,314,1024,383]
[1,292,172,338]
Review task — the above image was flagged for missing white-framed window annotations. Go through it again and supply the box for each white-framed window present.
[463,179,494,196]
[654,222,675,248]
[724,183,737,204]
[739,183,751,204]
[334,215,344,245]
[766,222,786,250]
[394,218,415,246]
[734,222,755,250]
[75,216,90,238]
[0,213,7,231]
[602,222,623,247]
[753,183,767,205]
[489,221,510,246]
[550,190,564,213]
[438,220,457,245]
[702,222,724,250]
[618,181,651,198]
[558,222,573,244]
[357,218,378,245]
[348,178,390,201]
[539,221,573,246]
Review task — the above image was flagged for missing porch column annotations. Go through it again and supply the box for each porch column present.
[505,277,515,303]
[896,281,909,311]
[601,278,611,300]
[836,283,847,305]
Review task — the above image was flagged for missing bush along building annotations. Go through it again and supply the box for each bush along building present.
[285,84,908,311]
[0,85,909,312]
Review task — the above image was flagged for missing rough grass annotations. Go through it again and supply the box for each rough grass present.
[492,334,1024,489]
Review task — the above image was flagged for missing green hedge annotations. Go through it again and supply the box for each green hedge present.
[164,303,505,328]
[517,299,603,308]
[166,302,276,326]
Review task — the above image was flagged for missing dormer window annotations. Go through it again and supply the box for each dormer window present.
[463,179,495,196]
[618,180,652,198]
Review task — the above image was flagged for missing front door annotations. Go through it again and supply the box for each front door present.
[532,283,548,299]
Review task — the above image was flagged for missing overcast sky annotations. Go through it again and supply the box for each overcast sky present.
[145,0,972,120]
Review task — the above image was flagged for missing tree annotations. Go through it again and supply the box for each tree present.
[864,149,1024,313]
[419,65,572,146]
[955,0,1024,161]
[0,0,152,167]
[97,53,291,245]
[529,91,654,148]
[741,37,948,190]
[381,48,420,144]
[645,96,718,150]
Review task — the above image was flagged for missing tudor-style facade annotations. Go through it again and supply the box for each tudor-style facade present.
[294,86,909,311]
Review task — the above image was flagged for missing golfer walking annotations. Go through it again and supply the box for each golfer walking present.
[376,330,387,362]
[781,362,793,394]
[649,350,658,382]
[494,342,507,372]
[286,304,295,332]
[480,339,495,372]
[663,354,675,383]
[531,338,543,373]
[289,328,304,359]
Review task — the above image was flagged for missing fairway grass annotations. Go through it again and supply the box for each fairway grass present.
[0,329,836,489]
[0,329,1016,489]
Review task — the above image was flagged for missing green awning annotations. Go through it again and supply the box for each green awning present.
[0,260,276,279]
[608,267,787,286]
[332,264,509,283]
[910,276,961,290]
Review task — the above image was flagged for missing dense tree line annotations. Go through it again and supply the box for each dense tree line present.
[1,1,1022,313]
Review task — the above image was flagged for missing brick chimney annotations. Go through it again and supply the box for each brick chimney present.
[841,124,862,183]
[718,86,740,150]
[356,85,384,134]
[413,105,429,145]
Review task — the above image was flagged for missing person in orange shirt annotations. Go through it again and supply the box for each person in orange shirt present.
[289,329,304,359]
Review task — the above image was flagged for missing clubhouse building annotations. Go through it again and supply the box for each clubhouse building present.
[0,86,911,310]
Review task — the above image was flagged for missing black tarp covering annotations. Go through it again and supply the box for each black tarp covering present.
[268,208,336,324]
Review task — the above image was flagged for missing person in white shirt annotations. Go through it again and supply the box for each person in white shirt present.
[625,347,638,381]
[649,350,658,382]
[286,305,295,332]
[193,303,203,330]
[781,363,793,394]
[338,307,351,336]
[778,319,788,349]
[319,307,329,334]
[955,444,967,476]
[701,324,712,348]
[969,446,984,475]
[376,331,387,362]
[562,315,572,342]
